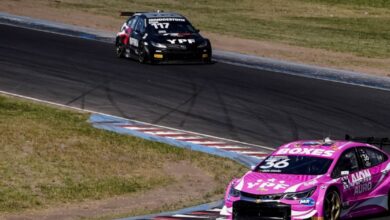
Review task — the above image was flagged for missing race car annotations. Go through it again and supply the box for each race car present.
[221,137,390,220]
[115,11,212,64]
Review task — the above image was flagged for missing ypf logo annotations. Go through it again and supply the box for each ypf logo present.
[167,39,195,44]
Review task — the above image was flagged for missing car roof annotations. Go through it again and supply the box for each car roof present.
[136,12,185,19]
[271,139,378,159]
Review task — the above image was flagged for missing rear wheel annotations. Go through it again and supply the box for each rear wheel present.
[116,39,125,58]
[324,190,341,220]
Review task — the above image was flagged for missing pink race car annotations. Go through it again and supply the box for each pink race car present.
[221,137,390,220]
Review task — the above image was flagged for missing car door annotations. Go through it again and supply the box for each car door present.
[356,147,388,196]
[130,17,145,55]
[343,146,390,217]
[331,148,361,208]
[120,16,137,47]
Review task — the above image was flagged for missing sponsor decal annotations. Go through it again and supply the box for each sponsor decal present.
[148,18,186,23]
[167,39,196,44]
[300,198,315,206]
[151,22,170,29]
[247,178,290,191]
[275,148,335,157]
[260,156,290,170]
[129,37,139,47]
[341,169,372,195]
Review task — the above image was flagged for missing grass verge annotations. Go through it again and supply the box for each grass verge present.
[0,94,246,215]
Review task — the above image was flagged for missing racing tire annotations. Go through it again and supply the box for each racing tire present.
[203,57,212,64]
[387,191,390,215]
[324,190,341,220]
[116,40,125,58]
[138,46,148,64]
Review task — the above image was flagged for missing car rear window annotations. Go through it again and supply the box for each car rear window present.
[256,155,333,175]
[147,18,196,34]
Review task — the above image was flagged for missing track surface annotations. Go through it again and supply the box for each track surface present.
[1,24,390,219]
[1,24,390,148]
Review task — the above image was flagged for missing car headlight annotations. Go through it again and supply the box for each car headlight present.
[197,40,208,48]
[151,41,167,49]
[229,185,240,197]
[283,187,316,200]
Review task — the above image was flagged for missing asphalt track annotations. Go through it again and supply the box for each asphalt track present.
[1,24,390,219]
[2,24,390,147]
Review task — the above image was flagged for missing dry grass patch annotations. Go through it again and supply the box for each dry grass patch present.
[0,95,246,216]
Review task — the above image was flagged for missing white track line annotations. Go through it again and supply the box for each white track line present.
[0,90,275,152]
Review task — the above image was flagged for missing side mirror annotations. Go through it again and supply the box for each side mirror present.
[195,29,200,33]
[341,170,350,176]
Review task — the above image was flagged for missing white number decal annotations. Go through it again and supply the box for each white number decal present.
[260,158,290,169]
[151,23,170,29]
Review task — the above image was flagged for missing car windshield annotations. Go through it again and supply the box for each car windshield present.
[256,155,333,175]
[147,18,196,34]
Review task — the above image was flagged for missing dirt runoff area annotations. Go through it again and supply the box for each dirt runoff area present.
[0,0,389,77]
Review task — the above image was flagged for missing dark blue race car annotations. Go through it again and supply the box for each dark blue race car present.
[115,11,212,64]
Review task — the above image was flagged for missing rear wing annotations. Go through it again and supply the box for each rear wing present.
[120,10,163,17]
[120,12,142,17]
[345,135,390,149]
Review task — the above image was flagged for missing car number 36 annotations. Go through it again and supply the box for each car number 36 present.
[260,158,290,169]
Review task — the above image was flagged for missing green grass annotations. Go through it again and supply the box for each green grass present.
[303,0,390,8]
[0,95,246,213]
[50,0,390,58]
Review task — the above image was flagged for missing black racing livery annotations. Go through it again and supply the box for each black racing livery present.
[115,11,212,64]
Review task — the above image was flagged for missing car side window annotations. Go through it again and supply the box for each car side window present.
[332,148,360,178]
[357,147,387,168]
[134,18,145,33]
[127,17,138,29]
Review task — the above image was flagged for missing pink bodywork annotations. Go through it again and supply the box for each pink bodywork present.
[221,140,390,219]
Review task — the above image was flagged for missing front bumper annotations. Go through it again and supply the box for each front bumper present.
[223,199,319,220]
[233,201,291,220]
[148,46,212,63]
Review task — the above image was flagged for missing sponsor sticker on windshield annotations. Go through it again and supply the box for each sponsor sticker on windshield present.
[148,18,185,23]
[275,148,335,157]
[259,156,290,173]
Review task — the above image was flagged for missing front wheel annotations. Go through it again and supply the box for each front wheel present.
[116,43,125,58]
[138,46,148,64]
[324,190,341,220]
[387,191,390,215]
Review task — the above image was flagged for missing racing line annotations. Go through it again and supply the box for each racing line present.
[1,23,390,220]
